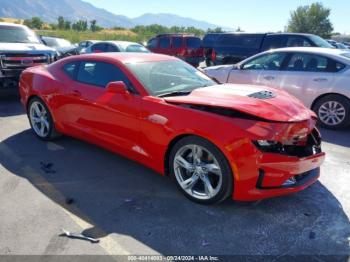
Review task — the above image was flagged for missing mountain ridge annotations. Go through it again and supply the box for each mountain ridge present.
[0,0,230,30]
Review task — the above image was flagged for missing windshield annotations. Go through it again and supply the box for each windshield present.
[309,35,334,48]
[124,44,149,53]
[118,43,150,53]
[44,37,72,47]
[0,25,40,44]
[337,43,348,49]
[126,60,216,96]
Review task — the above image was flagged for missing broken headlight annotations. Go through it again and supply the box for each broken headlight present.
[253,140,283,153]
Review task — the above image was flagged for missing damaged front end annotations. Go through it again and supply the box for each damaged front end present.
[233,121,325,201]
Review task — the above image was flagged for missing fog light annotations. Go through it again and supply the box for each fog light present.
[282,177,297,187]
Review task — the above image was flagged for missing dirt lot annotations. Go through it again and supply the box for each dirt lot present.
[0,96,349,260]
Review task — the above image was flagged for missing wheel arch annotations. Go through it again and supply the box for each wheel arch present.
[26,95,59,127]
[163,133,236,179]
[311,93,350,110]
[164,134,193,176]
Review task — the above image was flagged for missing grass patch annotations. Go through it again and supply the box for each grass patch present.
[36,29,153,44]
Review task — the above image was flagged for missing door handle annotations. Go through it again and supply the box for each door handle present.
[264,76,275,81]
[313,78,328,82]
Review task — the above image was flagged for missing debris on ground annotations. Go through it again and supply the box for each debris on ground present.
[309,231,316,240]
[40,162,56,174]
[65,198,74,205]
[201,240,210,247]
[59,228,100,244]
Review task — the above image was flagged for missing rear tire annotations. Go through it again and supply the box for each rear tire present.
[27,97,61,140]
[313,94,350,130]
[169,136,233,205]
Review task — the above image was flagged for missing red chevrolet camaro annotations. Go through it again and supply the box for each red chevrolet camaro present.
[19,53,325,204]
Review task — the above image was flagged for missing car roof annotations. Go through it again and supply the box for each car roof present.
[69,52,177,64]
[42,36,65,40]
[155,34,197,38]
[269,47,349,55]
[93,41,141,46]
[0,22,27,28]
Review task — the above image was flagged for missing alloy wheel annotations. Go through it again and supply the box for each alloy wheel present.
[318,101,346,126]
[173,144,223,200]
[29,101,50,138]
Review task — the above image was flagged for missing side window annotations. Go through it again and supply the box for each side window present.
[159,37,170,48]
[286,53,345,72]
[218,34,263,48]
[286,36,312,47]
[76,61,132,88]
[147,38,158,49]
[91,43,106,52]
[172,37,183,48]
[262,35,287,51]
[106,44,119,52]
[63,62,79,79]
[242,53,287,70]
[79,42,86,48]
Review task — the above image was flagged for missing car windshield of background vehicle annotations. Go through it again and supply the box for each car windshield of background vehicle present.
[309,35,334,48]
[124,44,150,53]
[127,60,216,96]
[0,25,41,44]
[44,37,72,47]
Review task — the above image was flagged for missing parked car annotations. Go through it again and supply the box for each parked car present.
[19,53,325,204]
[0,22,56,93]
[147,34,204,67]
[343,42,350,49]
[77,40,99,53]
[204,47,350,129]
[41,36,78,58]
[326,39,338,48]
[204,33,334,66]
[82,41,150,54]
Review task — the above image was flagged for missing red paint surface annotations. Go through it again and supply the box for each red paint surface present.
[19,53,325,201]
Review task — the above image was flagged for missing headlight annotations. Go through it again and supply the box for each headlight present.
[253,140,283,153]
[255,140,279,147]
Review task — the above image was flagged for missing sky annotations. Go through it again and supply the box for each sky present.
[84,0,349,33]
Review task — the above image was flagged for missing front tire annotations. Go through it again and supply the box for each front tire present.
[313,95,350,130]
[28,97,61,140]
[169,136,233,205]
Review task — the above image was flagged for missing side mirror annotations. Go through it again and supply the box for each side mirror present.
[106,81,129,95]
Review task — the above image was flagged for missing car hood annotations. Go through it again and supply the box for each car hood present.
[0,43,55,53]
[164,84,316,122]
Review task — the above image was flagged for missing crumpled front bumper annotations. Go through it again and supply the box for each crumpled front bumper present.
[233,150,325,201]
[228,121,326,201]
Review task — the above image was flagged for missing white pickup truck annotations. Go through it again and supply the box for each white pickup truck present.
[0,22,56,92]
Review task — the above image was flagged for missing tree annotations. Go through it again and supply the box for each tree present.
[287,2,333,38]
[0,18,4,22]
[207,27,223,33]
[23,17,44,29]
[72,20,88,31]
[90,20,97,31]
[64,21,71,30]
[57,16,65,30]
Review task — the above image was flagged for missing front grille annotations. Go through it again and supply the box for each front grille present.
[0,53,50,69]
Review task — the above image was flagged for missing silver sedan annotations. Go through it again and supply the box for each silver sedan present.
[204,47,350,130]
